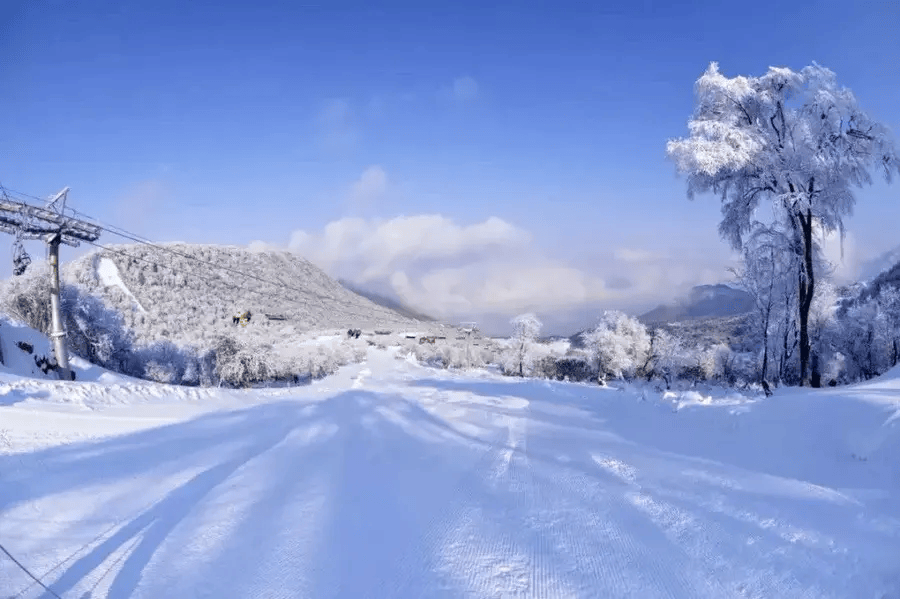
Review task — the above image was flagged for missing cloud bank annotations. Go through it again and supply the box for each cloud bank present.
[255,167,740,332]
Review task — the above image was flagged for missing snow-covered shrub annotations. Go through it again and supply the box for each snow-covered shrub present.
[64,288,138,375]
[138,340,188,384]
[181,350,217,387]
[647,329,693,388]
[213,335,272,388]
[534,356,593,382]
[0,263,53,333]
[293,342,366,380]
[585,311,650,382]
[832,300,889,381]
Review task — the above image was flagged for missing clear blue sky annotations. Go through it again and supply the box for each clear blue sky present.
[2,0,899,331]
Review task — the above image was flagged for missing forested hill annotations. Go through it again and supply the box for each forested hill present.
[2,243,423,350]
[639,284,754,324]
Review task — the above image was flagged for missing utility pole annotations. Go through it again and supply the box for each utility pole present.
[0,187,102,380]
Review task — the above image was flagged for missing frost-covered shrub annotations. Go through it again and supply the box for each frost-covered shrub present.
[65,289,137,374]
[0,265,142,375]
[138,340,188,384]
[585,311,650,382]
[181,350,217,387]
[534,356,593,382]
[0,263,53,333]
[213,335,272,388]
[405,338,495,370]
[647,329,695,388]
[293,342,366,380]
[144,360,177,384]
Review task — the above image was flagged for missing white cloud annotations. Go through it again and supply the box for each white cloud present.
[452,76,478,102]
[390,262,613,317]
[280,207,742,327]
[281,209,628,320]
[614,247,662,263]
[274,167,743,330]
[348,165,388,210]
[288,214,530,283]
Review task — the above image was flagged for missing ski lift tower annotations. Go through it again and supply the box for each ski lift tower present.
[0,187,102,380]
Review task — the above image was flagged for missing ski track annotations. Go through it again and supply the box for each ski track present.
[2,356,898,598]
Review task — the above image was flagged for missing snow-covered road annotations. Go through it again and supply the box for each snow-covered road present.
[2,350,899,598]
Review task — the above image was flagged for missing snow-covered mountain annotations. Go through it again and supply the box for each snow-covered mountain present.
[2,243,426,351]
[639,284,754,324]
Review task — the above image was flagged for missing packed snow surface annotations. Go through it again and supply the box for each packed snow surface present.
[2,348,899,598]
[96,258,147,313]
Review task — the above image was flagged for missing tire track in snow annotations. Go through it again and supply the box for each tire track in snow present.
[588,449,850,597]
[407,405,570,598]
[649,483,863,598]
[524,449,708,598]
[323,396,511,599]
[580,451,836,598]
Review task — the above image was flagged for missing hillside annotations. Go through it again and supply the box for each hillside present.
[17,243,424,347]
[0,244,434,386]
[640,284,754,324]
[337,279,436,322]
[859,244,900,282]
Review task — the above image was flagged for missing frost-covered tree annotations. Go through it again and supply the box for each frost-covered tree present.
[668,62,900,385]
[647,329,688,389]
[730,228,785,391]
[510,313,542,377]
[875,286,900,368]
[732,220,833,390]
[585,310,650,383]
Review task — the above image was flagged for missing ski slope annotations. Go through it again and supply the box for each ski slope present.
[2,348,899,598]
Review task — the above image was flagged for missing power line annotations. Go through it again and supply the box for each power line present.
[0,540,64,599]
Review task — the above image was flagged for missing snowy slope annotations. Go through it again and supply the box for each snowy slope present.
[1,243,428,353]
[1,346,899,598]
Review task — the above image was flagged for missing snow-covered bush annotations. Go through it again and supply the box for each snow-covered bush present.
[407,339,494,370]
[646,329,692,388]
[65,289,138,375]
[138,340,190,384]
[533,355,593,382]
[584,311,650,382]
[181,349,217,387]
[213,335,274,388]
[0,263,53,334]
[0,265,142,375]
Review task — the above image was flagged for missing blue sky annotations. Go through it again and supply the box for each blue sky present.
[2,0,899,332]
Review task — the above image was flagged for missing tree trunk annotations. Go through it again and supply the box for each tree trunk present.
[518,341,525,377]
[798,209,815,386]
[760,297,772,389]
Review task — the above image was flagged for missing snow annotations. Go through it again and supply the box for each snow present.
[97,257,147,313]
[1,327,899,597]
